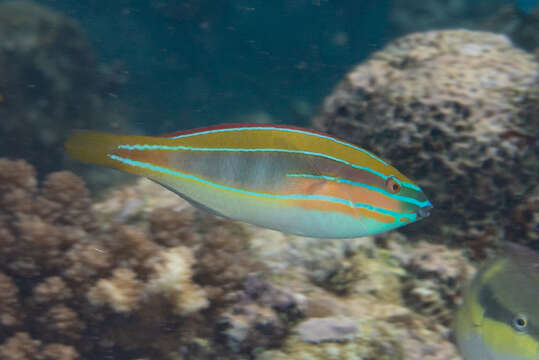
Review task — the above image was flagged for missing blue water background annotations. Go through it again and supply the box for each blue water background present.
[33,0,538,134]
[517,0,539,12]
[35,0,390,133]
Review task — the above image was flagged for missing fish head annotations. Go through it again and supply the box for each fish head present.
[456,243,539,360]
[381,169,433,225]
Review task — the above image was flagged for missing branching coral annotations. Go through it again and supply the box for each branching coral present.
[33,276,73,304]
[35,171,97,232]
[0,158,265,359]
[0,273,21,329]
[149,205,264,304]
[87,268,143,313]
[146,246,209,315]
[0,332,79,360]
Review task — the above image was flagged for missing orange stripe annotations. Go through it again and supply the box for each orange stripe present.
[283,177,402,213]
[286,178,396,223]
[293,198,396,223]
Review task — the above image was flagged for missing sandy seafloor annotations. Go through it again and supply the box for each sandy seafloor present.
[0,0,538,359]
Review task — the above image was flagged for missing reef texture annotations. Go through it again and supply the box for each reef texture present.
[0,1,128,178]
[396,241,475,327]
[0,158,262,359]
[314,30,539,251]
[0,158,471,359]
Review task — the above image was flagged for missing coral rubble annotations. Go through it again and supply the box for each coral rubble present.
[314,29,539,250]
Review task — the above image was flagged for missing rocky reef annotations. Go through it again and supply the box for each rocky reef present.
[0,1,128,180]
[0,157,471,359]
[314,29,539,252]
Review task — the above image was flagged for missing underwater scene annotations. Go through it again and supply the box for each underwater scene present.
[0,0,539,359]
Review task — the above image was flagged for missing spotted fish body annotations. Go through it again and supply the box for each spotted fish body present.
[66,124,431,238]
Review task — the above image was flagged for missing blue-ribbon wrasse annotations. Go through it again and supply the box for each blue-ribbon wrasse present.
[65,123,432,238]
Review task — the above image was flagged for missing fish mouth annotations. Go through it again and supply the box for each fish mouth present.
[416,204,433,219]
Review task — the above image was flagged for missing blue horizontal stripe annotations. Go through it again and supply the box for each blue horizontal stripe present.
[116,143,421,192]
[107,154,416,222]
[286,173,430,208]
[168,126,390,166]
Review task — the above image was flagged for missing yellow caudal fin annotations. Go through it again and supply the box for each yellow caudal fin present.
[65,130,162,171]
[65,130,126,168]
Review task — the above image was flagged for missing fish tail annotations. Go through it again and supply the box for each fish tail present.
[65,130,156,174]
[66,130,123,167]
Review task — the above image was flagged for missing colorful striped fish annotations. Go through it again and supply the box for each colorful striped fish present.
[65,124,432,238]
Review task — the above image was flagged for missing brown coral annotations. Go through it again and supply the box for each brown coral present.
[35,171,96,231]
[149,206,202,247]
[146,246,209,315]
[0,158,266,359]
[193,224,260,301]
[0,332,79,360]
[40,344,79,360]
[87,268,143,313]
[0,332,41,360]
[0,273,21,328]
[36,305,85,342]
[33,277,73,304]
[314,29,539,249]
[0,158,36,220]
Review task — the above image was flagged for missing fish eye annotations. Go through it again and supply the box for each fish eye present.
[512,314,528,332]
[385,176,401,194]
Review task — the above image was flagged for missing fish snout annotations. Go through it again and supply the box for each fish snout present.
[416,204,433,219]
